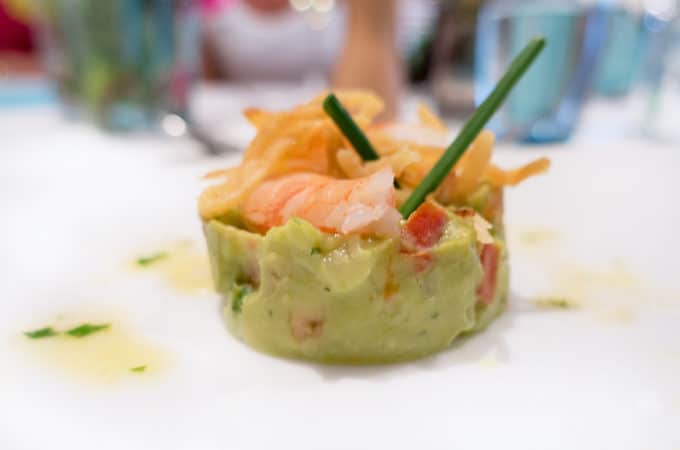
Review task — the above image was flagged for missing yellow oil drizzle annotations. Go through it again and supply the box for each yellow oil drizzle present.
[533,259,678,324]
[21,313,170,385]
[549,260,642,323]
[475,345,509,367]
[477,354,502,368]
[132,240,214,295]
[509,226,678,322]
[533,296,580,310]
[516,227,561,247]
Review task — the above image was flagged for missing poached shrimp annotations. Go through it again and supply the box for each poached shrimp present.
[243,168,401,237]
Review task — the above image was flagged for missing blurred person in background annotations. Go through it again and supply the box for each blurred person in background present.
[203,0,438,119]
[0,0,438,121]
[0,0,40,74]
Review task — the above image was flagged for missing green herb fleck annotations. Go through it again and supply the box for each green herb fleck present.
[399,37,546,218]
[323,287,331,292]
[310,247,322,256]
[418,329,428,337]
[534,297,577,310]
[431,312,439,319]
[130,365,147,373]
[24,327,59,339]
[323,93,380,162]
[136,252,168,267]
[232,284,253,314]
[66,323,111,338]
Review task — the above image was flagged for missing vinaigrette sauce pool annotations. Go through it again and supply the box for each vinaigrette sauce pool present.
[131,240,214,295]
[16,241,211,385]
[19,311,171,385]
[509,226,677,323]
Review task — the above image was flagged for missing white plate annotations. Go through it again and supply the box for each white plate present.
[1,113,679,450]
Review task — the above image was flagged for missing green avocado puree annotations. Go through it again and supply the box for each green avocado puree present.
[204,208,508,364]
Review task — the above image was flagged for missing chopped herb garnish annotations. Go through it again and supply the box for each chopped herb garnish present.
[534,297,577,310]
[24,327,58,339]
[310,247,322,256]
[323,93,401,189]
[232,284,253,314]
[130,365,147,373]
[399,37,546,218]
[431,312,439,319]
[66,323,110,338]
[323,287,331,292]
[323,93,380,162]
[136,252,168,267]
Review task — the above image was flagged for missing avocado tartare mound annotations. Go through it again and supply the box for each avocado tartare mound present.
[205,205,508,364]
[198,91,548,364]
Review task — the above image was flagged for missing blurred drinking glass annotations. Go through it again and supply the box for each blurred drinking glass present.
[36,0,200,132]
[593,2,645,97]
[475,0,610,143]
[642,0,680,142]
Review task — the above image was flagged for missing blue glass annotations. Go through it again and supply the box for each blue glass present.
[475,0,610,143]
[38,0,200,132]
[593,6,644,97]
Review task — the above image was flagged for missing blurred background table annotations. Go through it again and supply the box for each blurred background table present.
[2,79,677,157]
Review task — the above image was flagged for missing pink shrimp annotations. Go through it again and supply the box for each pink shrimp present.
[243,168,401,237]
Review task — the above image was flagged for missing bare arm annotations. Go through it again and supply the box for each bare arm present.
[331,0,401,121]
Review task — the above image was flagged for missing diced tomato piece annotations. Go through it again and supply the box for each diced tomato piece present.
[402,201,448,250]
[477,243,500,305]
